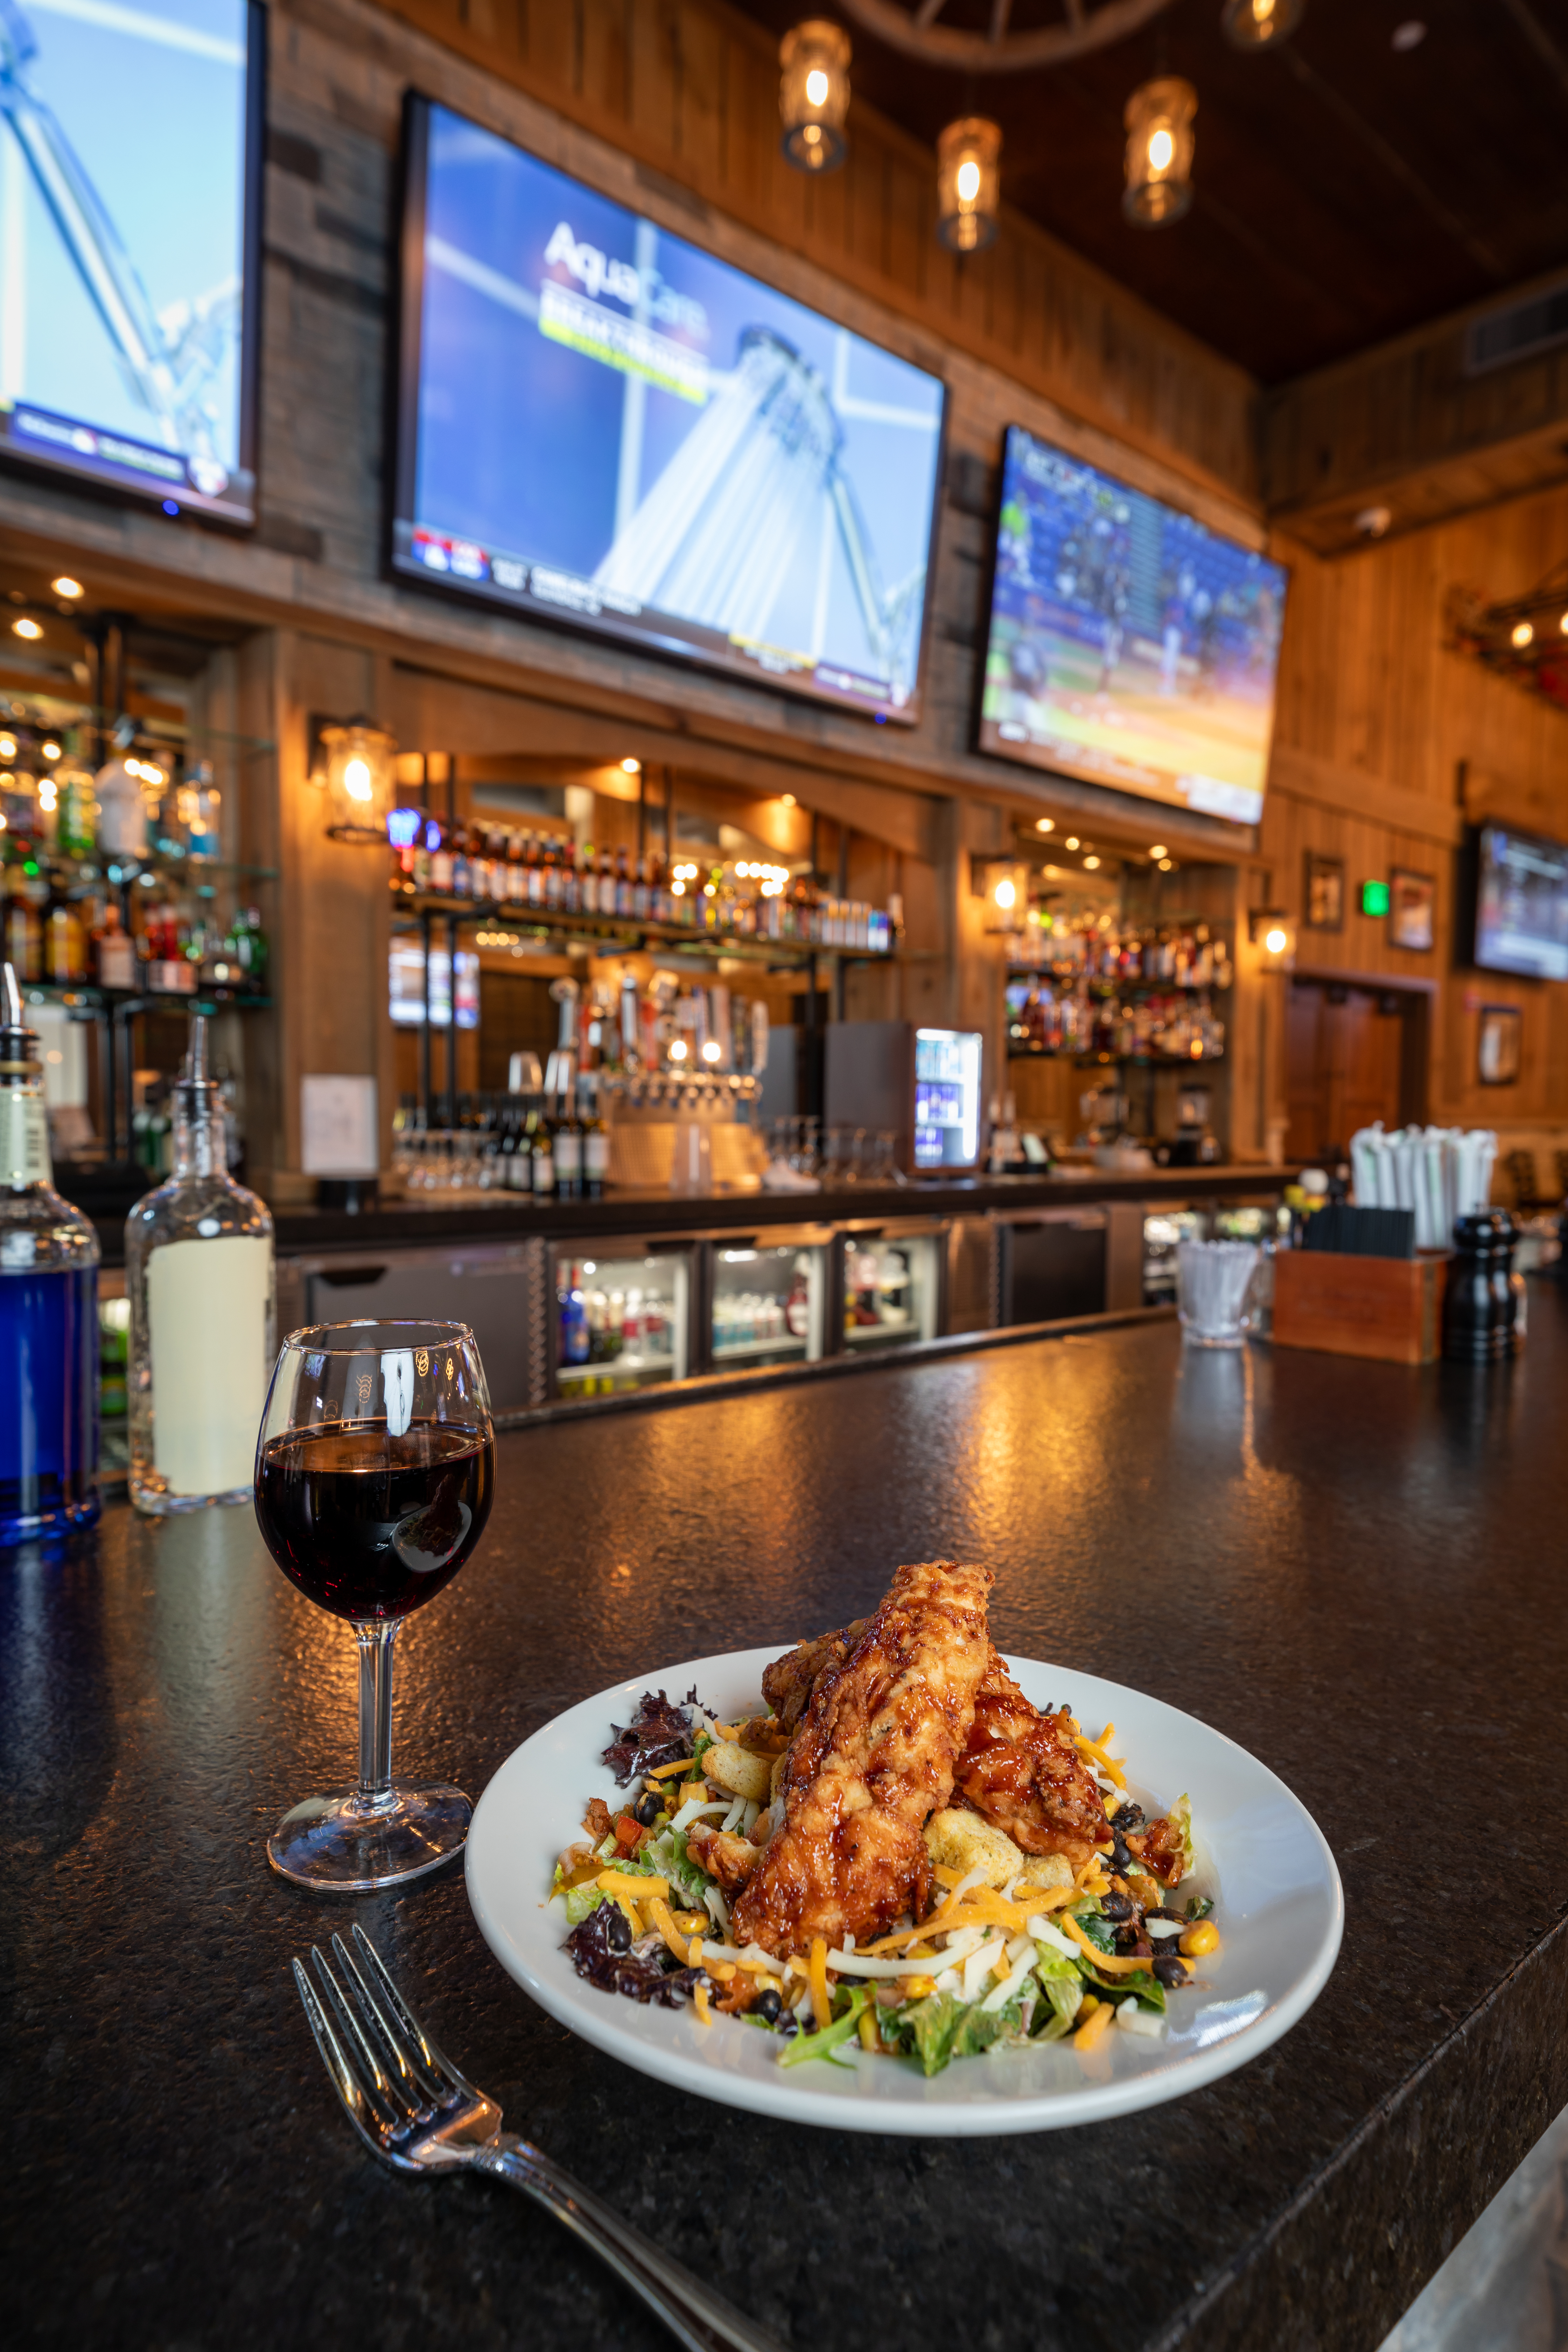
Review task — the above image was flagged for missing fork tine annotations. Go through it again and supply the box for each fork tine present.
[308,1943,419,2125]
[330,1931,444,2111]
[292,1957,400,2143]
[350,1924,471,2098]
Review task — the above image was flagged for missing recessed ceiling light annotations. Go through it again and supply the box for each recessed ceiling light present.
[620,756,640,774]
[12,617,41,639]
[1064,835,1080,850]
[1035,816,1054,833]
[1158,858,1175,871]
[780,792,796,806]
[1082,855,1101,870]
[1149,844,1168,859]
[1512,621,1534,649]
[51,575,83,599]
[1392,21,1426,51]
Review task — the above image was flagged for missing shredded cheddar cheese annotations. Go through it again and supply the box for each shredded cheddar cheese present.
[1073,1997,1113,2051]
[647,1896,692,1967]
[1059,1915,1156,1975]
[596,1869,670,1900]
[693,1984,713,2026]
[808,1937,833,2031]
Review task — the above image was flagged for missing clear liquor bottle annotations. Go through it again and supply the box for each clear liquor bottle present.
[0,962,100,1539]
[126,1013,275,1514]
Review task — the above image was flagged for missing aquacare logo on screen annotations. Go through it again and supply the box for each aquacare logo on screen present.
[393,99,947,722]
[977,427,1287,826]
[0,0,259,523]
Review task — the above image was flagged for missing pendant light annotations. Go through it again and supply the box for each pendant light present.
[936,117,1002,254]
[1221,0,1303,50]
[1122,77,1196,227]
[779,21,851,173]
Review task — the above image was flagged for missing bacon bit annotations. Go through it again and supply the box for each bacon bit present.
[584,1797,614,1841]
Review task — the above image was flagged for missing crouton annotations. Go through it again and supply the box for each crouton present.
[922,1807,1023,1890]
[701,1740,773,1804]
[1018,1851,1074,1893]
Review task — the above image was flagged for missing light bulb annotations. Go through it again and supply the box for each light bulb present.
[621,756,640,773]
[1149,844,1168,859]
[51,575,84,599]
[1065,836,1080,851]
[1511,621,1534,649]
[0,736,13,759]
[805,67,828,104]
[1082,855,1101,870]
[38,781,56,811]
[993,877,1016,910]
[701,1038,722,1063]
[956,159,980,203]
[671,879,686,896]
[1148,128,1174,172]
[13,617,41,640]
[669,1038,688,1060]
[343,756,373,801]
[41,740,60,760]
[1265,926,1288,955]
[1036,817,1054,833]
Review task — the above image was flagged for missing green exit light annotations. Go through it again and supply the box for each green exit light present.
[1361,879,1391,918]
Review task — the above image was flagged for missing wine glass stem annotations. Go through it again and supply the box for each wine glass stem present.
[356,1622,399,1802]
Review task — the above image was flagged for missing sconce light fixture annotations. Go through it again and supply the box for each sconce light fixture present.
[312,716,398,843]
[937,117,1002,253]
[779,21,851,173]
[975,856,1025,933]
[1221,0,1304,50]
[1123,76,1196,226]
[1248,908,1297,970]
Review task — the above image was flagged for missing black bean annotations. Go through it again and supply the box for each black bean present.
[1110,1840,1134,1875]
[752,1986,783,2024]
[1112,1802,1146,1832]
[634,1789,662,1826]
[604,1907,632,1953]
[777,2007,799,2037]
[1114,1925,1141,1953]
[1153,1954,1188,1989]
[1146,1906,1183,1923]
[1101,1892,1134,1921]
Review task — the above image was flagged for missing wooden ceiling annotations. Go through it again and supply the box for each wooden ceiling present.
[726,0,1568,385]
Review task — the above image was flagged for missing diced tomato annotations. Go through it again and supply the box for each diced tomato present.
[614,1814,643,1855]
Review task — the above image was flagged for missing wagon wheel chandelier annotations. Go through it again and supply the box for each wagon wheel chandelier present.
[834,0,1176,73]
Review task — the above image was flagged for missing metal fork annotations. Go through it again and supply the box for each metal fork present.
[292,1926,785,2352]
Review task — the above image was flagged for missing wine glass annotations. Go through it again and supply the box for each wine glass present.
[253,1320,495,1890]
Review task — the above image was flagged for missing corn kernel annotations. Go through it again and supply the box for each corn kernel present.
[1180,1919,1220,1958]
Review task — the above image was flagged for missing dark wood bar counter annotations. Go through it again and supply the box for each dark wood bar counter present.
[8,1292,1567,2351]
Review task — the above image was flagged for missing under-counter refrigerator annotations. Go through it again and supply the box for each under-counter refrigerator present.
[551,1241,695,1399]
[836,1222,944,1353]
[706,1230,831,1373]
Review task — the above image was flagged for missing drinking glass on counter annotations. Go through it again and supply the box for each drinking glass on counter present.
[253,1320,494,1889]
[1176,1238,1261,1349]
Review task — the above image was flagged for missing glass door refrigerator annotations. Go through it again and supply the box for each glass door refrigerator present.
[823,1021,985,1175]
[551,1242,695,1400]
[836,1222,945,1354]
[707,1230,831,1373]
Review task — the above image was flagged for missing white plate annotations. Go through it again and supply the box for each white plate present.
[465,1649,1343,2136]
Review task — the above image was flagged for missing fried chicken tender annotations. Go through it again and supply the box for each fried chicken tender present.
[954,1652,1108,1866]
[732,1560,992,1956]
[760,1620,867,1730]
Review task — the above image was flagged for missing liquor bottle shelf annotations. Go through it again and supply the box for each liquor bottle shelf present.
[392,889,898,964]
[1006,1046,1226,1067]
[16,979,272,1013]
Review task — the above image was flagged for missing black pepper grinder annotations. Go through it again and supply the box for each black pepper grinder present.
[1442,1210,1520,1363]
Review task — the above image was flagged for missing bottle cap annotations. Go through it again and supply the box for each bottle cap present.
[175,1010,220,1125]
[0,960,42,1074]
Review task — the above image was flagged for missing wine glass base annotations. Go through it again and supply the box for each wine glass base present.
[266,1781,472,1891]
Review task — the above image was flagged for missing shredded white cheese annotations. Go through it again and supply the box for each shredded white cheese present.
[1116,2000,1166,2039]
[1144,1917,1184,1938]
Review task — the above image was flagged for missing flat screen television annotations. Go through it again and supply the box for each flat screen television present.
[392,96,947,722]
[0,0,263,525]
[1473,822,1568,980]
[976,425,1288,827]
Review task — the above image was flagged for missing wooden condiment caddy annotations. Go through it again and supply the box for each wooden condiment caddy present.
[1272,1247,1450,1366]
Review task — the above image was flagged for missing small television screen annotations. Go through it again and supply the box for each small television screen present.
[0,0,263,525]
[977,426,1287,827]
[390,944,479,1029]
[914,1029,981,1169]
[392,97,947,722]
[1474,823,1568,980]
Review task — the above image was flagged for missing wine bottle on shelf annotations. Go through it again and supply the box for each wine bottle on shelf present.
[530,1096,556,1197]
[125,1013,275,1516]
[0,961,99,1540]
[581,1071,609,1200]
[554,1078,583,1200]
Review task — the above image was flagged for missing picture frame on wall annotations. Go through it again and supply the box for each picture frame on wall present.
[1388,867,1436,952]
[1303,849,1345,931]
[1477,1004,1523,1086]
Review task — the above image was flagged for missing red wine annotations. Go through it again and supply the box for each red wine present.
[255,1423,494,1623]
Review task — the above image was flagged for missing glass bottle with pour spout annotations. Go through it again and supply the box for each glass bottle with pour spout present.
[126,1011,275,1513]
[0,961,100,1539]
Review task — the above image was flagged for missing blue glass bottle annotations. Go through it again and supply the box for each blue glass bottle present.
[0,963,99,1540]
